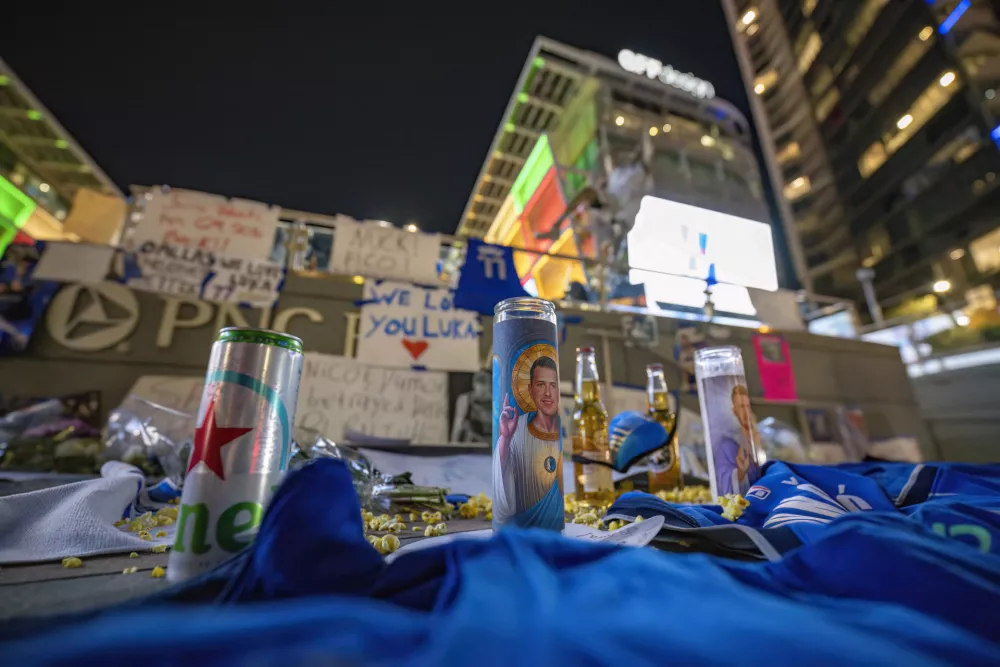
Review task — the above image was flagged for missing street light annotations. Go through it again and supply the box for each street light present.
[404,223,419,232]
[933,279,951,293]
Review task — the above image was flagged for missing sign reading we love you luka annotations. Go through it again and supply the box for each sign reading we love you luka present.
[355,280,482,372]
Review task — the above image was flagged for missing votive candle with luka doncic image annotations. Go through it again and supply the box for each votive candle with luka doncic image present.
[168,327,303,582]
[694,346,763,499]
[492,297,564,531]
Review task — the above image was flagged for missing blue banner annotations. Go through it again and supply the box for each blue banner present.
[453,239,529,315]
[0,241,58,356]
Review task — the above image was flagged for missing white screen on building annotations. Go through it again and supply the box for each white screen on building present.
[627,195,779,292]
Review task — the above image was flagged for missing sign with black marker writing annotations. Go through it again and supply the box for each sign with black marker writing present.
[356,280,481,372]
[124,242,284,307]
[132,188,280,259]
[329,218,442,284]
[296,352,448,444]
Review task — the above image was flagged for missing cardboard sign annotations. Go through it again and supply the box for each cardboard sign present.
[32,242,116,285]
[201,256,285,308]
[356,280,481,372]
[132,188,280,259]
[127,355,450,445]
[125,243,284,307]
[125,375,205,415]
[297,352,449,444]
[329,218,441,284]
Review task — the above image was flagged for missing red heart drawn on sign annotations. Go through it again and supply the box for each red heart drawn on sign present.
[402,340,429,360]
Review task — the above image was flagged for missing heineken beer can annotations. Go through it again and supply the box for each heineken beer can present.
[168,327,303,581]
[492,297,564,532]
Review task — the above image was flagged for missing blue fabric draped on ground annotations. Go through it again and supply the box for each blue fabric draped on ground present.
[4,458,1000,666]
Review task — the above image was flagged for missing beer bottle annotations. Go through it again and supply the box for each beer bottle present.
[646,362,683,493]
[572,346,614,507]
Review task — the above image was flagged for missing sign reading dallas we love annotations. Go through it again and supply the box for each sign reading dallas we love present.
[125,243,285,308]
[355,280,481,372]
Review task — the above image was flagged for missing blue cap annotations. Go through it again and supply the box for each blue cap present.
[608,411,669,472]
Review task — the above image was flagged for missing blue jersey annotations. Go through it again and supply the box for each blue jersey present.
[5,459,1000,666]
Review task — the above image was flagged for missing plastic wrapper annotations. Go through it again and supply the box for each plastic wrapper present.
[756,417,808,464]
[103,396,194,484]
[0,399,104,473]
[290,429,451,513]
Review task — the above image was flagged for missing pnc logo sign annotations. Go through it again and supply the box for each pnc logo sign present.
[47,282,140,351]
[43,281,330,353]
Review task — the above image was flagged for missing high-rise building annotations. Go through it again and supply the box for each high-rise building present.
[0,58,123,250]
[456,37,781,301]
[724,0,1000,320]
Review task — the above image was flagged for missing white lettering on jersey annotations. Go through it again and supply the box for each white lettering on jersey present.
[763,477,873,528]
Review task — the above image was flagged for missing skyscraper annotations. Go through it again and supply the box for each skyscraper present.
[724,0,1000,321]
[456,37,781,301]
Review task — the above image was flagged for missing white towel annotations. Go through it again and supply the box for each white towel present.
[0,462,178,564]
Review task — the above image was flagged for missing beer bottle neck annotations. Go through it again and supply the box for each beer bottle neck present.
[647,369,670,411]
[576,352,601,401]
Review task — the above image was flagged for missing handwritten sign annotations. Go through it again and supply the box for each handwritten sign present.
[329,217,441,284]
[125,242,284,307]
[356,280,481,372]
[126,243,209,299]
[126,375,205,414]
[128,356,449,445]
[202,256,285,308]
[297,352,448,444]
[133,188,280,259]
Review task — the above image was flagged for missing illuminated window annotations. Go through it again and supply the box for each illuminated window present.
[858,72,961,178]
[834,0,888,76]
[776,142,801,165]
[885,72,961,153]
[919,26,934,41]
[741,8,758,26]
[865,226,891,265]
[868,33,934,106]
[802,0,817,18]
[815,87,840,122]
[845,0,887,48]
[810,66,834,100]
[969,226,1000,274]
[858,142,888,178]
[783,175,812,201]
[753,69,778,95]
[797,31,822,74]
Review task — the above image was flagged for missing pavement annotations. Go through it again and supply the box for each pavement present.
[0,517,491,621]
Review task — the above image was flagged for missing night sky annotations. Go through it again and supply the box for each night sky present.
[6,3,748,234]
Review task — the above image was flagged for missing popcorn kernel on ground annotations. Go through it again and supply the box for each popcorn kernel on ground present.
[61,557,82,568]
[150,565,166,578]
[122,567,138,575]
[129,552,139,559]
[154,530,167,538]
[151,544,168,553]
[380,534,400,554]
